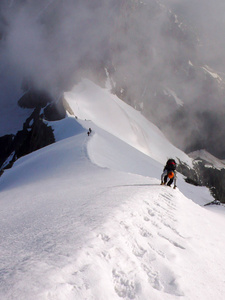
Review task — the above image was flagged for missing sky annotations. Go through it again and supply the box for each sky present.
[1,79,225,299]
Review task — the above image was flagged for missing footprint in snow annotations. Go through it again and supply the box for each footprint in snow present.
[138,226,153,238]
[112,269,138,299]
[98,233,110,242]
[147,208,155,217]
[142,264,163,291]
[132,242,146,258]
[143,216,150,222]
[142,264,184,296]
[161,220,184,238]
[158,233,186,250]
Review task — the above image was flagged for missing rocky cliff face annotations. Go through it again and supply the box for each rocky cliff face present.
[178,152,225,203]
[0,89,67,174]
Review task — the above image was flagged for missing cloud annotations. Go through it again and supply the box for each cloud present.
[1,0,225,157]
[163,0,225,69]
[0,0,115,100]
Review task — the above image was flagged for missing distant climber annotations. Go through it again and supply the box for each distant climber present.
[161,158,177,189]
[87,128,92,136]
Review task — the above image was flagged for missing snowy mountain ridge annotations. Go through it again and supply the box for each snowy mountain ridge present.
[1,79,225,299]
[63,79,192,166]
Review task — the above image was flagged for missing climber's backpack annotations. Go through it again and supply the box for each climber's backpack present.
[166,159,176,171]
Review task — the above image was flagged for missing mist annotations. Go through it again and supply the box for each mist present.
[1,0,225,96]
[164,0,225,70]
[0,0,115,100]
[1,0,225,158]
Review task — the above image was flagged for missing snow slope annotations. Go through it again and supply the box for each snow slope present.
[64,79,192,166]
[0,79,225,300]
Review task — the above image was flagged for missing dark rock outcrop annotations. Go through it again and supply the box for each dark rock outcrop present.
[0,89,68,173]
[177,157,225,203]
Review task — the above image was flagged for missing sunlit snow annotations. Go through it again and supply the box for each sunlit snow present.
[0,79,225,300]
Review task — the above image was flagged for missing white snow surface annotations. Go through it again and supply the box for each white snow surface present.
[64,79,190,165]
[1,79,225,300]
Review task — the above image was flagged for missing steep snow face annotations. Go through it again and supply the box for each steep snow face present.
[64,79,192,167]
